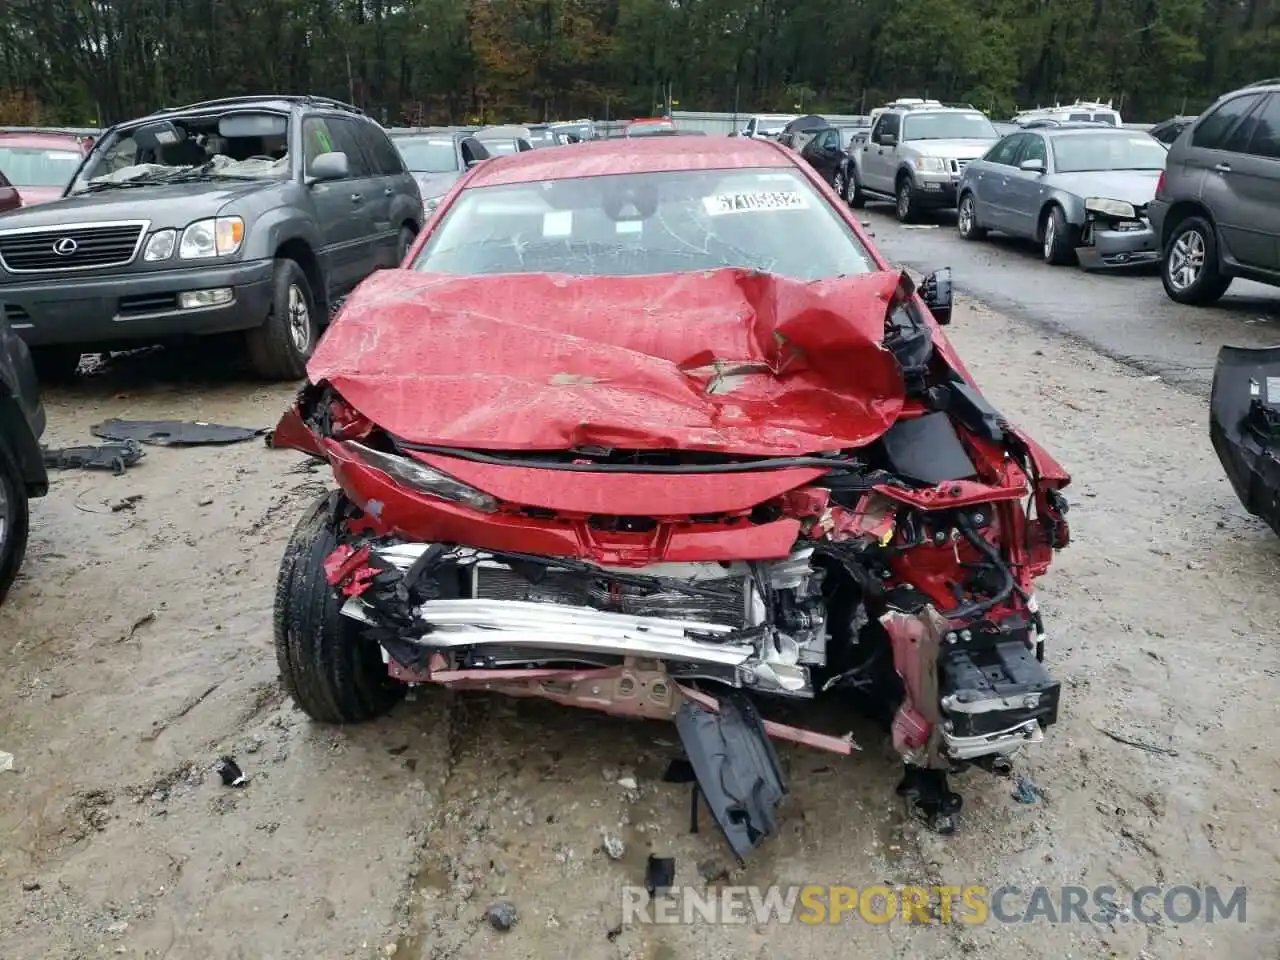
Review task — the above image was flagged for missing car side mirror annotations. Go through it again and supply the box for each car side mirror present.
[308,151,349,183]
[919,267,953,325]
[1019,158,1045,173]
[879,133,898,146]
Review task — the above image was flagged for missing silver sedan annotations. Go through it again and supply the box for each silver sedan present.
[956,126,1169,269]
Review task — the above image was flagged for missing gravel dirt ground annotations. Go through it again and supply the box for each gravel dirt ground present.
[2,297,1279,960]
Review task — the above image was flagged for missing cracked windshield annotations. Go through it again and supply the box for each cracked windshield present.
[414,169,877,278]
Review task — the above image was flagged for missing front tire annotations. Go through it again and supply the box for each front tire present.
[957,192,987,241]
[395,225,415,266]
[895,177,917,223]
[847,168,866,208]
[246,258,319,380]
[1041,205,1077,265]
[832,170,847,204]
[1162,215,1231,305]
[0,440,31,606]
[274,491,404,723]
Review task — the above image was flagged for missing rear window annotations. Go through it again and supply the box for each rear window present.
[395,137,459,173]
[413,167,877,280]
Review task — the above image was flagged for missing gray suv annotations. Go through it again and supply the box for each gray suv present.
[1149,80,1280,305]
[0,95,422,380]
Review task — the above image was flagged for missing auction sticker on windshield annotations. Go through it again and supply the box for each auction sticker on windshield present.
[702,191,808,216]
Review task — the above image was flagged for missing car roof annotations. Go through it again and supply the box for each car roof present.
[1038,124,1144,136]
[0,131,86,149]
[465,136,793,188]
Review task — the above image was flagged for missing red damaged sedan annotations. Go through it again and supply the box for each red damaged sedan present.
[270,135,1071,852]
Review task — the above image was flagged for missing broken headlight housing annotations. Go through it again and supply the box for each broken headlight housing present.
[1084,197,1136,219]
[344,441,499,513]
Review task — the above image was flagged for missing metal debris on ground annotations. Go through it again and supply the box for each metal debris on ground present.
[216,756,248,787]
[1097,727,1179,756]
[1011,776,1041,804]
[485,900,518,932]
[91,419,266,447]
[602,834,625,860]
[110,495,144,513]
[0,750,13,773]
[42,440,145,475]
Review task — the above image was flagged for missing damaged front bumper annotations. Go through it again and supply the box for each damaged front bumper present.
[1210,344,1280,536]
[331,536,1061,849]
[1076,217,1159,270]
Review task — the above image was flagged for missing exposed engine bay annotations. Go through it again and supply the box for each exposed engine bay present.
[270,265,1072,855]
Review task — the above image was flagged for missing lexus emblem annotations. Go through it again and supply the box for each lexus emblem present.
[52,237,78,257]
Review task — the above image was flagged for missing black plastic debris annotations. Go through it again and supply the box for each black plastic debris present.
[897,765,962,833]
[217,756,248,787]
[485,900,518,932]
[645,856,676,896]
[42,440,144,475]
[675,692,786,862]
[661,758,696,784]
[92,418,265,447]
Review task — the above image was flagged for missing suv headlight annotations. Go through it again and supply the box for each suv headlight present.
[914,156,948,173]
[179,217,244,259]
[143,229,177,261]
[1084,198,1137,219]
[345,441,499,513]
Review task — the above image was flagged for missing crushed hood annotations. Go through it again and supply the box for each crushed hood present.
[307,268,911,456]
[1049,170,1162,207]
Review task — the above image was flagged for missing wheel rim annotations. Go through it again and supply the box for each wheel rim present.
[287,284,312,354]
[898,184,909,217]
[833,173,845,198]
[1044,215,1056,258]
[1168,228,1206,291]
[959,197,973,234]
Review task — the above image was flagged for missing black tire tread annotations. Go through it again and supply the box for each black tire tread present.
[246,258,317,381]
[1161,215,1231,305]
[273,491,403,723]
[0,440,30,606]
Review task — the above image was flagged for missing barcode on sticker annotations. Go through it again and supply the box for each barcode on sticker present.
[702,191,808,216]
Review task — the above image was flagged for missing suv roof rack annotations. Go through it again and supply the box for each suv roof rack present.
[940,101,977,109]
[1244,77,1280,88]
[149,95,365,117]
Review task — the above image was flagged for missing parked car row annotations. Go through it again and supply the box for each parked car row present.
[791,81,1280,304]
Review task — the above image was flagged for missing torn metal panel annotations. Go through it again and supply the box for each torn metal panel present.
[303,268,909,456]
[42,440,144,474]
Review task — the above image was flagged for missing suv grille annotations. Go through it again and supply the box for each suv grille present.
[949,158,971,175]
[0,222,147,273]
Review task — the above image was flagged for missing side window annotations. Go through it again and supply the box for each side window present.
[1245,95,1280,159]
[359,122,406,176]
[302,117,339,173]
[1068,113,1091,122]
[985,134,1026,166]
[1020,134,1048,165]
[746,119,757,135]
[881,113,901,138]
[328,117,374,177]
[1192,94,1264,150]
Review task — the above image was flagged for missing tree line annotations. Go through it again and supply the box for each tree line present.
[0,0,1277,128]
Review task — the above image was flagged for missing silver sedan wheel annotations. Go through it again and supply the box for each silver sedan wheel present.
[287,284,313,355]
[959,196,975,235]
[1168,228,1206,292]
[833,171,846,201]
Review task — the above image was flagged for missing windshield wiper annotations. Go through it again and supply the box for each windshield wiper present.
[82,179,157,192]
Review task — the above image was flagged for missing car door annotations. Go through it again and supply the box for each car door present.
[970,133,1027,230]
[1204,93,1280,271]
[802,130,835,181]
[863,113,900,192]
[301,116,368,296]
[351,119,413,267]
[326,116,385,284]
[1000,132,1049,238]
[1183,92,1269,270]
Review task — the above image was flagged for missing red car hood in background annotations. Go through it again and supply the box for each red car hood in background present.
[308,268,910,456]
